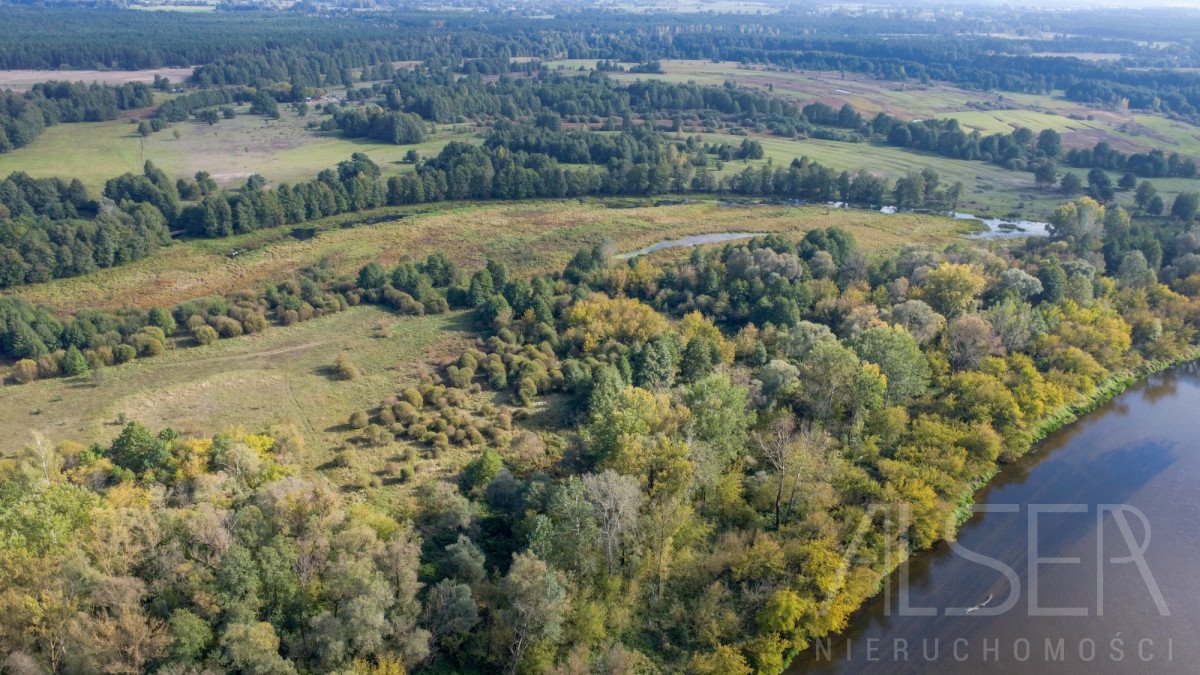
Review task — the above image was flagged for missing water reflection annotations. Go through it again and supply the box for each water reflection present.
[792,363,1200,673]
[616,232,764,258]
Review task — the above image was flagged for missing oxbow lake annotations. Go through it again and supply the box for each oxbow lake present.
[617,206,1049,259]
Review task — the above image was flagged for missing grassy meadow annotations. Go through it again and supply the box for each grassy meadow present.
[0,104,476,193]
[0,66,194,91]
[5,199,974,315]
[0,197,969,473]
[690,131,1194,219]
[0,306,470,462]
[549,59,1200,158]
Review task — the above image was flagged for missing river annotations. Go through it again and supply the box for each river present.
[792,361,1200,673]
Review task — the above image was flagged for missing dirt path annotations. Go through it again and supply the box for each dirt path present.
[166,339,338,366]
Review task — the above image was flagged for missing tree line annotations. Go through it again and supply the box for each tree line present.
[0,81,152,153]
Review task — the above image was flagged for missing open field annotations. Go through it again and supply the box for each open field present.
[0,306,471,460]
[5,199,974,315]
[546,59,1011,118]
[0,66,193,91]
[0,106,476,193]
[547,59,1200,157]
[128,3,217,11]
[1028,52,1124,61]
[693,131,1196,219]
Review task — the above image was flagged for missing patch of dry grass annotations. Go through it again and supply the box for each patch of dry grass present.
[0,307,468,459]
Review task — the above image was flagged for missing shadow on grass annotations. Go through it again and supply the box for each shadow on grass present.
[315,364,355,383]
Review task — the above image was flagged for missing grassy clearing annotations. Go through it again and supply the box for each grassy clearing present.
[0,66,193,91]
[545,60,1005,118]
[694,131,1194,218]
[0,306,470,460]
[547,59,1200,159]
[0,107,477,193]
[6,199,971,314]
[946,109,1112,135]
[698,131,1056,216]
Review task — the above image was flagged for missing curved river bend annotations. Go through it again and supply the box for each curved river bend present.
[793,362,1200,673]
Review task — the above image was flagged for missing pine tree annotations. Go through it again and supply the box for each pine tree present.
[61,345,89,377]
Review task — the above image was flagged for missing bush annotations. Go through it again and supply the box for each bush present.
[192,325,220,346]
[401,387,423,408]
[335,448,361,469]
[239,313,268,334]
[349,410,370,429]
[113,344,137,364]
[486,360,508,388]
[148,307,177,335]
[363,424,389,446]
[37,353,62,378]
[394,401,419,422]
[517,376,538,406]
[130,330,167,356]
[447,365,474,388]
[334,352,361,380]
[463,448,503,492]
[11,359,38,384]
[378,406,397,425]
[210,316,243,338]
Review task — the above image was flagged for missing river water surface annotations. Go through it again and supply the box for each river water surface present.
[793,361,1200,673]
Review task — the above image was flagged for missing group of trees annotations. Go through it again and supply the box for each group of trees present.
[327,105,426,145]
[0,256,351,381]
[0,246,462,383]
[0,172,171,289]
[177,154,389,238]
[371,69,1193,201]
[155,88,240,123]
[1065,141,1198,178]
[0,81,152,153]
[877,115,1061,170]
[92,155,387,242]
